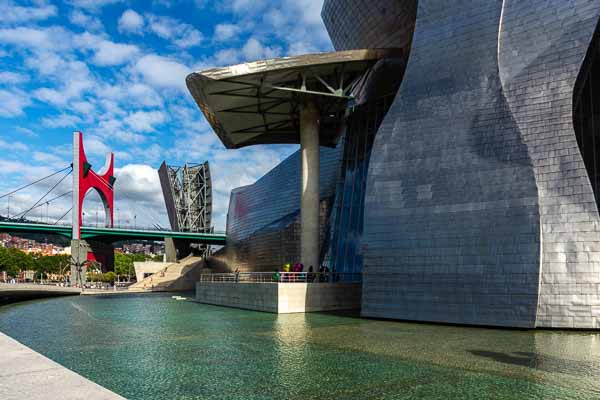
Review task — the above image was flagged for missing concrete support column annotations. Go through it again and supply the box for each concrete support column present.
[300,100,320,272]
[165,237,178,263]
[70,239,89,288]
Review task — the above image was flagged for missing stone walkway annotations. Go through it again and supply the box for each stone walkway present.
[0,332,125,400]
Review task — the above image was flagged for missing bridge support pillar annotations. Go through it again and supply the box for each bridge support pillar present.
[87,240,115,273]
[70,239,89,288]
[165,238,203,262]
[165,238,178,263]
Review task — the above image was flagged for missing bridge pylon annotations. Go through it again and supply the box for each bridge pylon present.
[70,132,116,286]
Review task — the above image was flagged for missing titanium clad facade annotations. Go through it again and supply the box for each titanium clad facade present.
[209,0,600,328]
[213,146,342,272]
[321,0,600,328]
[321,0,417,51]
[498,2,600,328]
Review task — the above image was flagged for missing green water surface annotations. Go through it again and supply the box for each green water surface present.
[1,294,600,399]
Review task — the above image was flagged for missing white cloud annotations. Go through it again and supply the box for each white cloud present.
[242,37,281,61]
[33,60,94,105]
[114,164,165,205]
[217,0,331,57]
[66,0,123,12]
[214,23,241,42]
[213,48,239,66]
[15,127,36,137]
[69,10,104,31]
[41,113,83,128]
[75,32,140,66]
[0,1,57,23]
[32,151,66,165]
[0,71,28,85]
[118,9,144,34]
[146,14,203,48]
[112,164,168,227]
[124,110,166,132]
[93,40,140,66]
[70,100,95,114]
[0,26,72,51]
[134,54,190,91]
[128,83,163,107]
[0,138,27,152]
[224,0,268,14]
[0,89,30,117]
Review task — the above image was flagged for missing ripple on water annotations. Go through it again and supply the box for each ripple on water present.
[0,295,599,400]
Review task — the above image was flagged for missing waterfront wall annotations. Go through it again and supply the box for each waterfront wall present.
[0,283,80,305]
[195,282,361,313]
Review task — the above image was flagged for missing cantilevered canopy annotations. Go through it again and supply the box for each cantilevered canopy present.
[186,49,401,149]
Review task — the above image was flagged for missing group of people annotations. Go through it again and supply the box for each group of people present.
[272,264,331,283]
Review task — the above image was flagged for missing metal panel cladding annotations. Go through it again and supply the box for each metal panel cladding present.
[362,0,600,328]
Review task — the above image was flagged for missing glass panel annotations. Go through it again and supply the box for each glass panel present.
[574,25,600,208]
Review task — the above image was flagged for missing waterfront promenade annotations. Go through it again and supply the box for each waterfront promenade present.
[0,332,124,400]
[0,283,81,304]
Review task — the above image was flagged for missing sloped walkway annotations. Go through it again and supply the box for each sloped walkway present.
[0,332,124,400]
[128,255,205,292]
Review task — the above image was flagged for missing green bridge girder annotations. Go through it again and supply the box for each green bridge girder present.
[0,221,227,245]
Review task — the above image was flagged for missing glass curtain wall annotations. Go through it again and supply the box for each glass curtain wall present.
[574,24,600,208]
[326,95,395,277]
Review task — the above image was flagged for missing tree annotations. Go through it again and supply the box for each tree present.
[0,247,35,277]
[102,271,116,283]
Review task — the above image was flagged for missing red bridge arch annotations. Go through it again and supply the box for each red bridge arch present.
[72,131,115,240]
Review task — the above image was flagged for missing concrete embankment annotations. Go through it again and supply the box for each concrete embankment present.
[0,332,125,400]
[0,283,81,305]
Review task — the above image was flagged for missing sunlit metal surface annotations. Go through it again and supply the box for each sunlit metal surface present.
[186,49,402,149]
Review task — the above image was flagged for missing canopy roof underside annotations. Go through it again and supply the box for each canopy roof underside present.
[186,49,401,149]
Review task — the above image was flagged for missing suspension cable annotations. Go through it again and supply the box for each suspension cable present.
[54,207,72,225]
[18,170,72,220]
[11,190,73,215]
[0,165,72,200]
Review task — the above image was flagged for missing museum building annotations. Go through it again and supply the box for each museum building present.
[188,1,600,329]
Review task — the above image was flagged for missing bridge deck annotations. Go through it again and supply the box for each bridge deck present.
[0,221,226,244]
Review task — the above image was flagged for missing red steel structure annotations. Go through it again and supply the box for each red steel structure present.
[72,131,115,241]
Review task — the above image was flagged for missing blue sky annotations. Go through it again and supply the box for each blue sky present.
[0,0,332,230]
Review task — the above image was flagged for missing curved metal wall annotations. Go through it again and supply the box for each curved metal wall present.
[362,1,541,328]
[213,146,342,272]
[359,0,600,328]
[497,1,600,328]
[322,0,417,51]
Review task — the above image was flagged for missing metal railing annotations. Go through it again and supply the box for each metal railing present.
[199,272,361,283]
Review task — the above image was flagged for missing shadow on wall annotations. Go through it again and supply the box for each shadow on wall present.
[204,251,233,273]
[303,281,362,313]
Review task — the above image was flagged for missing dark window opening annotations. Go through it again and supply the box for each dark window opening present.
[326,94,395,276]
[574,22,600,209]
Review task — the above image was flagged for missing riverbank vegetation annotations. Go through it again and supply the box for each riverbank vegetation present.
[0,249,160,283]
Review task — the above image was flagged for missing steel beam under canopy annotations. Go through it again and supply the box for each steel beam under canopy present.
[186,48,401,149]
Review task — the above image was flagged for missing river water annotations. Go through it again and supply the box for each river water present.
[1,293,600,399]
